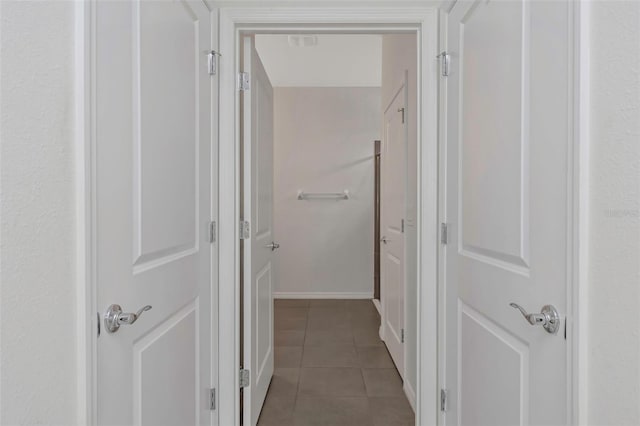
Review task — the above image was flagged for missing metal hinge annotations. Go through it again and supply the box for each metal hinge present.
[239,220,250,240]
[398,107,405,124]
[239,369,250,388]
[209,221,216,243]
[437,51,450,77]
[441,223,448,244]
[401,219,405,233]
[440,389,448,412]
[209,388,216,410]
[238,72,250,91]
[207,50,221,75]
[401,328,405,343]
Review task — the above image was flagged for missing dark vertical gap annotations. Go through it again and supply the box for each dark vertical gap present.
[374,140,381,300]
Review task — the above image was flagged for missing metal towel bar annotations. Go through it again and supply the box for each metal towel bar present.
[297,190,350,200]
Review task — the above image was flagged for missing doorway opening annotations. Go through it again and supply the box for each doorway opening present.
[240,32,418,426]
[217,8,440,426]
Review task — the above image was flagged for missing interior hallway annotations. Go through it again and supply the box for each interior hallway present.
[257,299,415,426]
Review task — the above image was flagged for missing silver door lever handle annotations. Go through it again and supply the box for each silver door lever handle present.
[509,303,560,335]
[104,304,152,333]
[265,242,280,251]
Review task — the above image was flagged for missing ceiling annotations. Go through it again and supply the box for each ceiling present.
[254,34,382,87]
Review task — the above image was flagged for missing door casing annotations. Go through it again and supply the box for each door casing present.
[74,2,589,425]
[218,7,439,426]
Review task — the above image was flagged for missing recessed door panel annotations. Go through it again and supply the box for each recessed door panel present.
[459,0,530,273]
[136,302,198,426]
[133,0,199,271]
[459,302,528,426]
[256,265,273,380]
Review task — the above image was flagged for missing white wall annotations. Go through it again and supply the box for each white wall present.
[587,2,640,425]
[255,35,382,87]
[381,33,418,405]
[273,87,380,298]
[0,1,78,424]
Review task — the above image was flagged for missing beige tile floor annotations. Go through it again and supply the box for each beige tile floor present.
[257,299,415,426]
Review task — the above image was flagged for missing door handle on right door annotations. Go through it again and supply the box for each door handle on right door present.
[509,303,560,335]
[381,236,389,244]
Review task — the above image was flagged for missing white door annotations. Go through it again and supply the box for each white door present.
[242,36,275,426]
[444,1,571,425]
[95,1,213,425]
[381,78,408,377]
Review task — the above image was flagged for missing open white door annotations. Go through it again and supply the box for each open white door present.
[381,77,408,377]
[444,1,571,424]
[95,1,213,425]
[241,36,275,426]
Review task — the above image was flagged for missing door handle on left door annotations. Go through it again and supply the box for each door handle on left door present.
[104,304,152,333]
[265,242,280,251]
[509,303,560,335]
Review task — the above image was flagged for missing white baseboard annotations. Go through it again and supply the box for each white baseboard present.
[273,291,373,299]
[372,298,381,314]
[404,381,417,413]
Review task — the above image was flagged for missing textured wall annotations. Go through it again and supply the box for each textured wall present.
[273,87,380,297]
[587,1,640,425]
[0,1,77,424]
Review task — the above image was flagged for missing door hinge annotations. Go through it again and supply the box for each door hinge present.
[239,220,250,240]
[209,388,216,410]
[238,72,250,91]
[440,389,448,412]
[441,223,448,244]
[437,51,450,77]
[401,328,405,343]
[209,221,216,243]
[239,369,250,388]
[207,50,221,76]
[401,219,405,233]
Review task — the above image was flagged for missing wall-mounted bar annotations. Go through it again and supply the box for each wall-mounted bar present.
[297,190,350,200]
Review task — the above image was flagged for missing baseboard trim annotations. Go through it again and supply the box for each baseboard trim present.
[404,381,417,413]
[372,298,381,314]
[273,292,374,299]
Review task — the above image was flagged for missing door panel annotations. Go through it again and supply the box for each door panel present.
[95,1,213,425]
[445,1,570,425]
[459,0,529,271]
[133,0,199,268]
[242,35,275,426]
[381,79,408,376]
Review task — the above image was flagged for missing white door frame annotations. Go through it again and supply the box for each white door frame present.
[217,6,439,426]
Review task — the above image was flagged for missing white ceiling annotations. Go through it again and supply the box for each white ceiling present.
[254,34,382,87]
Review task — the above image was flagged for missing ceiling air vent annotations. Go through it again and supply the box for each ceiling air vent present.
[287,35,318,47]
